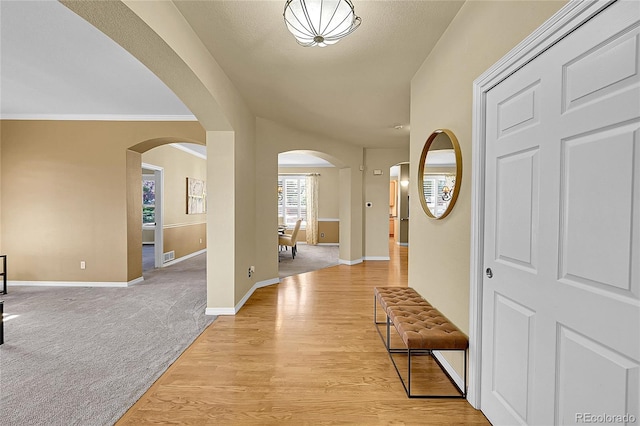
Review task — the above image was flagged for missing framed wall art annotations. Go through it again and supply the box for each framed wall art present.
[186,177,206,214]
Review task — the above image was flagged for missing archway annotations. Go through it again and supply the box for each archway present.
[62,1,254,315]
[277,151,341,275]
[127,137,206,282]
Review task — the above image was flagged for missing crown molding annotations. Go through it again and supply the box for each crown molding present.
[0,114,197,121]
[170,143,207,160]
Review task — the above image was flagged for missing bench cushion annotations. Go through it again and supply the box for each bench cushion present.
[374,287,430,312]
[387,305,469,350]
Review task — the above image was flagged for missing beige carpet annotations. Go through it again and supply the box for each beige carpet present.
[278,243,339,278]
[0,253,214,426]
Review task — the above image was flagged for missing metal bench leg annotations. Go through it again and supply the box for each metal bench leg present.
[374,295,388,347]
[463,349,468,397]
[374,295,397,352]
[0,300,4,345]
[408,348,412,396]
[391,347,467,399]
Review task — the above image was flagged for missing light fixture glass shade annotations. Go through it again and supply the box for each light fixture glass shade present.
[284,0,361,47]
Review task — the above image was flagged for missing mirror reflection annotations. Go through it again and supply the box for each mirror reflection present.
[418,129,462,219]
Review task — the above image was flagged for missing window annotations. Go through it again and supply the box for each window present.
[423,174,455,217]
[142,177,156,224]
[278,175,306,229]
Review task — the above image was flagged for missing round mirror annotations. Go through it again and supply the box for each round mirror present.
[417,129,462,219]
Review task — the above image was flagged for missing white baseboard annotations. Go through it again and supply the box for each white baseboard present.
[162,249,206,267]
[255,277,280,288]
[363,256,390,261]
[316,243,339,246]
[128,277,144,286]
[6,250,207,289]
[205,277,280,316]
[8,280,131,288]
[205,307,236,316]
[432,350,465,393]
[233,278,279,313]
[339,258,363,265]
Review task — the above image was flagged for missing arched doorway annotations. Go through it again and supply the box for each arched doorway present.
[277,151,340,276]
[127,138,206,281]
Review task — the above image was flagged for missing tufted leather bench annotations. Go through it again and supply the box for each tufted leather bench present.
[373,287,432,350]
[374,287,468,398]
[374,287,431,313]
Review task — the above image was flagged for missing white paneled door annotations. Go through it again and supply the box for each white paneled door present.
[481,1,640,424]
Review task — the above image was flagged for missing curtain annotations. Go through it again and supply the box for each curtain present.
[306,174,319,245]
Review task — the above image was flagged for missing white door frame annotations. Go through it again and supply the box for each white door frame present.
[467,0,615,409]
[142,162,164,268]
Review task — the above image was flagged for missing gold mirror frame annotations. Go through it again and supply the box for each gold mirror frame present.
[417,129,463,219]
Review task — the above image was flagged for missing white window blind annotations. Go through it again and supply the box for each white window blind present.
[278,176,306,229]
[423,175,448,217]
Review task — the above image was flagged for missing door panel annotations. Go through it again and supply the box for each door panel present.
[556,326,639,425]
[483,27,549,424]
[560,125,638,294]
[492,294,536,423]
[481,1,640,424]
[498,81,541,137]
[562,22,640,114]
[496,148,539,271]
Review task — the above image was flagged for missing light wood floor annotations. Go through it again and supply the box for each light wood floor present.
[117,241,490,425]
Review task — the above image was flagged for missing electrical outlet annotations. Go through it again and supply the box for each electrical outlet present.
[248,266,255,278]
[80,261,86,270]
[199,238,203,244]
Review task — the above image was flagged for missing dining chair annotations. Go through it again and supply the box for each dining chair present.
[278,219,302,259]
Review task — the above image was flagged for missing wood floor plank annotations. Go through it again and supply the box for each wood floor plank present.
[117,241,489,425]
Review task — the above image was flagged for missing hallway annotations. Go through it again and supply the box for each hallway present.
[118,241,489,424]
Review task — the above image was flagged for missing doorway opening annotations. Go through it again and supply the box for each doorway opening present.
[142,163,164,271]
[390,163,409,247]
[277,151,340,277]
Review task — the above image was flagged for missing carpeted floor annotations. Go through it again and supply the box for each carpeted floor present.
[142,244,155,272]
[0,253,214,426]
[278,243,339,278]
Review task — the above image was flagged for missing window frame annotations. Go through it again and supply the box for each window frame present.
[277,175,307,229]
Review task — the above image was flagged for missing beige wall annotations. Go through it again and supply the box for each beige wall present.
[255,117,364,283]
[142,144,207,258]
[317,221,339,244]
[5,1,566,316]
[280,222,339,245]
[58,2,399,312]
[164,223,206,259]
[0,120,3,255]
[0,120,205,283]
[363,149,409,259]
[127,149,143,281]
[278,166,340,219]
[409,0,566,375]
[205,124,258,310]
[62,1,257,312]
[278,166,341,245]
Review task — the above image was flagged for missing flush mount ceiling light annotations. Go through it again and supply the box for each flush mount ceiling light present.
[283,0,361,47]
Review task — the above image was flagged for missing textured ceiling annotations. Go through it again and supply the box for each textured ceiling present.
[0,0,194,119]
[1,0,465,149]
